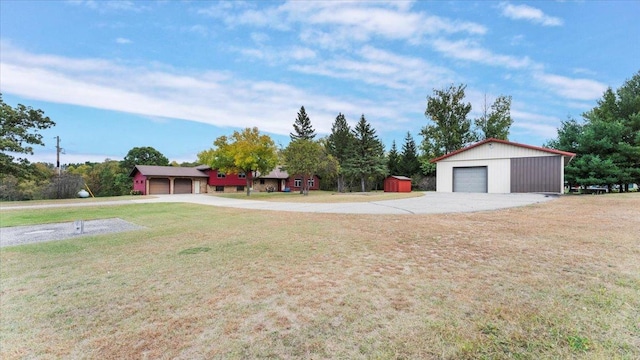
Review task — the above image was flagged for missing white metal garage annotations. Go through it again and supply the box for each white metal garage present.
[431,138,575,194]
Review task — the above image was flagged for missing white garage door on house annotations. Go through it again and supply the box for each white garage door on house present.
[453,166,488,193]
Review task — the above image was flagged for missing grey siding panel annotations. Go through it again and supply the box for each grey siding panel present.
[453,167,488,193]
[510,156,560,193]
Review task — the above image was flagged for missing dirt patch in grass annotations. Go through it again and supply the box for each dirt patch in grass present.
[1,194,639,359]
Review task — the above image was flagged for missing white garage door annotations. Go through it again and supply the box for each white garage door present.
[453,167,488,193]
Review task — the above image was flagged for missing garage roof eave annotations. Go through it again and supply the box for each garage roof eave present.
[129,165,210,178]
[430,138,577,163]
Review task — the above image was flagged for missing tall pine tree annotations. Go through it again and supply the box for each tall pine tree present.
[344,114,387,192]
[399,132,420,177]
[387,140,400,175]
[327,113,354,192]
[290,106,316,141]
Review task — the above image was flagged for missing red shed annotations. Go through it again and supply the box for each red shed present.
[384,176,412,192]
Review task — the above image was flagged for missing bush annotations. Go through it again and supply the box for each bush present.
[130,190,143,195]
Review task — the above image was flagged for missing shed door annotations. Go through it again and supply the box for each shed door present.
[174,178,192,194]
[453,167,488,193]
[149,178,170,194]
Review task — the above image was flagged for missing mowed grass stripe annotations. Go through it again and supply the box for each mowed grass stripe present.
[1,195,639,359]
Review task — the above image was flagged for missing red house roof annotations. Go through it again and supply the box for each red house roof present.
[430,138,576,163]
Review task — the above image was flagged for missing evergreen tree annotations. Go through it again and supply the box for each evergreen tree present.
[344,114,387,192]
[290,106,316,141]
[475,94,513,140]
[399,132,420,177]
[546,70,640,191]
[387,140,400,175]
[326,113,354,192]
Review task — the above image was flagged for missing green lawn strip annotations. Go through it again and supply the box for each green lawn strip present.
[0,195,149,208]
[0,203,184,228]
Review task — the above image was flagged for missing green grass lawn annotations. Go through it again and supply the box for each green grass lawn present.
[1,195,639,359]
[0,195,150,208]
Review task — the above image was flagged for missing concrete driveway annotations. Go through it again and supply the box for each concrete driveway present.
[132,192,557,215]
[1,192,557,215]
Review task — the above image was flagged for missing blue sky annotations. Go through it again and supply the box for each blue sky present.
[1,1,638,165]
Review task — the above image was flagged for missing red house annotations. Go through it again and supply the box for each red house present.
[254,167,320,192]
[130,165,320,195]
[129,165,210,195]
[384,176,412,192]
[207,169,252,193]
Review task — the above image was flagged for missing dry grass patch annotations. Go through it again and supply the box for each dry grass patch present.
[1,194,639,359]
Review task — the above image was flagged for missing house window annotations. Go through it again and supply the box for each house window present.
[260,179,265,185]
[237,186,245,192]
[238,173,246,179]
[294,178,302,187]
[308,178,315,187]
[217,172,226,178]
[215,186,224,192]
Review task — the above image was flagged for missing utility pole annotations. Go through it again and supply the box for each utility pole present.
[55,136,62,176]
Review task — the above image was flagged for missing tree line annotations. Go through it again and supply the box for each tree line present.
[5,70,636,199]
[199,85,514,195]
[545,71,640,192]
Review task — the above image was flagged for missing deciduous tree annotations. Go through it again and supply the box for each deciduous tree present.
[121,146,169,172]
[475,94,513,140]
[0,94,56,179]
[198,127,278,196]
[420,84,475,158]
[282,139,323,195]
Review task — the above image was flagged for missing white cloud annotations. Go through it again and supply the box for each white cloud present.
[0,45,404,137]
[290,45,453,91]
[499,2,563,26]
[186,25,208,37]
[431,38,535,69]
[67,0,144,12]
[250,32,270,43]
[198,1,487,49]
[511,122,559,139]
[115,37,132,44]
[535,73,607,101]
